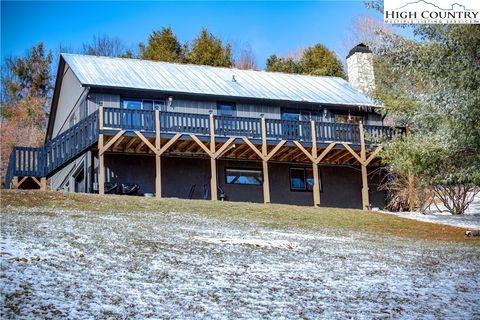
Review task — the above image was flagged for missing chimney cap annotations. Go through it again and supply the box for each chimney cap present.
[346,43,372,59]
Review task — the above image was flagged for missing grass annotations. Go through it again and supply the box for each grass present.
[1,189,477,242]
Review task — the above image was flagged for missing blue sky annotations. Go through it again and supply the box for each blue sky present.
[1,1,384,69]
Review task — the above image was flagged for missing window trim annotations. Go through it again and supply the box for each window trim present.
[289,166,322,192]
[225,167,263,186]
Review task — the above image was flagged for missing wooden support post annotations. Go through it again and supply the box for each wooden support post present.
[155,110,162,198]
[12,176,18,189]
[311,120,320,207]
[40,177,46,191]
[359,122,369,210]
[261,117,270,204]
[209,113,218,201]
[98,106,105,195]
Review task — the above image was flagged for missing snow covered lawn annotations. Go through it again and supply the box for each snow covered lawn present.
[1,205,479,319]
[382,194,480,229]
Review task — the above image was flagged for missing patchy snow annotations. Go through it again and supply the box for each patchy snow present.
[1,206,479,319]
[192,236,301,250]
[381,194,480,229]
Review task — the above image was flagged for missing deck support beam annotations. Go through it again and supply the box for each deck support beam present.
[311,121,320,207]
[292,121,336,207]
[210,113,218,201]
[359,122,369,211]
[261,117,270,204]
[155,110,161,198]
[40,177,46,191]
[98,106,105,195]
[11,177,18,189]
[241,121,285,204]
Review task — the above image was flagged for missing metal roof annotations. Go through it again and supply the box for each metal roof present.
[62,53,378,107]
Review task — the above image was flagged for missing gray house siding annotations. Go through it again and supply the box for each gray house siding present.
[52,67,88,137]
[95,154,385,209]
[85,91,383,124]
[51,153,89,192]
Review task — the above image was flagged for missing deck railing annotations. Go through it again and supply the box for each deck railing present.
[102,108,405,142]
[4,107,404,187]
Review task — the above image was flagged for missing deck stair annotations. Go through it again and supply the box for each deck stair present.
[4,111,99,189]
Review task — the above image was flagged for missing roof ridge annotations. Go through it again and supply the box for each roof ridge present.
[60,52,345,80]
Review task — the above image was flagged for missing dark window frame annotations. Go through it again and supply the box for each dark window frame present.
[289,166,323,192]
[280,108,322,121]
[225,167,263,186]
[217,101,237,117]
[121,98,166,111]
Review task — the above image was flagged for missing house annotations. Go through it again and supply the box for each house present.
[4,44,404,209]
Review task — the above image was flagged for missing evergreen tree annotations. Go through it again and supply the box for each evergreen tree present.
[300,44,346,78]
[187,29,232,67]
[265,44,346,78]
[140,27,186,62]
[265,55,302,74]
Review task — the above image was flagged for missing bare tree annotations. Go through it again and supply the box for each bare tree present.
[283,47,305,62]
[235,46,257,70]
[342,15,392,54]
[82,34,132,58]
[430,185,479,215]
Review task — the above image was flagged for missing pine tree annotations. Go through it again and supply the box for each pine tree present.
[140,27,186,63]
[300,44,346,78]
[265,44,345,78]
[187,29,232,67]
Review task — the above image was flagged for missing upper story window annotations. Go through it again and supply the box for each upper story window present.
[281,109,321,121]
[122,99,165,111]
[217,102,236,116]
[335,114,364,124]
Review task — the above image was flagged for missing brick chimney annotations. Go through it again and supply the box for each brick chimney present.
[346,43,375,95]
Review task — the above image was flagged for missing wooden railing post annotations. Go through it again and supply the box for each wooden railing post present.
[261,117,270,204]
[210,113,218,201]
[311,120,321,207]
[98,106,105,195]
[359,121,369,210]
[155,110,162,198]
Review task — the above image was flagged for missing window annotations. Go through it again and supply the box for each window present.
[217,102,236,116]
[290,167,318,191]
[282,112,300,121]
[335,114,364,124]
[122,99,166,110]
[281,109,321,121]
[122,99,142,109]
[226,168,262,185]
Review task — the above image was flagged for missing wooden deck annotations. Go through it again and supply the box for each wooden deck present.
[5,107,404,209]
